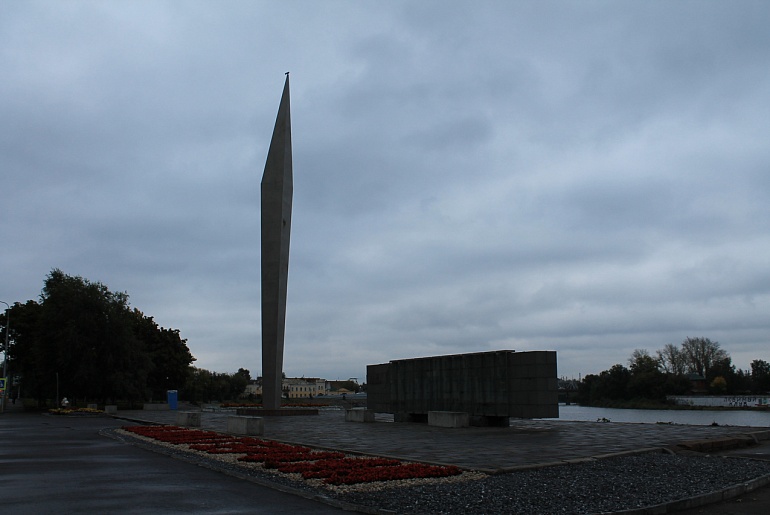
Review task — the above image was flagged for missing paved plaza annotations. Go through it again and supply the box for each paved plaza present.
[3,406,770,514]
[117,407,769,473]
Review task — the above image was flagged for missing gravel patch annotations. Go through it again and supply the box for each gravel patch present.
[341,453,770,514]
[106,428,770,514]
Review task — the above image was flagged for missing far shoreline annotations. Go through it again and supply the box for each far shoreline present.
[563,401,770,412]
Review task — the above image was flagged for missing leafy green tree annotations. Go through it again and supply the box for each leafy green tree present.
[602,364,631,400]
[37,269,151,403]
[706,356,737,392]
[576,364,631,405]
[228,368,251,399]
[336,380,359,393]
[7,270,195,406]
[4,301,44,402]
[710,376,727,394]
[184,367,211,404]
[628,349,660,374]
[731,368,753,394]
[751,359,770,393]
[577,373,599,405]
[132,310,195,400]
[183,367,250,403]
[662,373,692,396]
[627,349,665,400]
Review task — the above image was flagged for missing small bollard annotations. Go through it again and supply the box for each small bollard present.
[227,416,264,436]
[428,411,470,428]
[176,411,201,427]
[345,408,375,422]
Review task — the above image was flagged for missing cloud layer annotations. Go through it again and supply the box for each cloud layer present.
[3,1,770,381]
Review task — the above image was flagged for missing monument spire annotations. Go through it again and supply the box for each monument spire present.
[261,74,293,411]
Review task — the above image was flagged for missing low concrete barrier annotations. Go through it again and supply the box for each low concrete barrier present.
[104,405,117,414]
[87,403,98,410]
[143,403,170,411]
[236,407,319,416]
[428,411,470,428]
[227,416,264,436]
[176,411,201,427]
[345,408,375,422]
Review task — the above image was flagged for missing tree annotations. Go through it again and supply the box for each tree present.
[132,310,195,400]
[577,373,599,405]
[657,343,686,376]
[628,349,660,374]
[596,364,631,401]
[235,368,251,382]
[710,376,727,394]
[707,356,737,391]
[662,373,692,396]
[37,269,151,403]
[336,380,359,393]
[4,300,44,401]
[627,349,665,400]
[184,367,211,404]
[751,359,770,393]
[183,367,250,403]
[680,337,728,378]
[8,270,194,406]
[228,368,251,399]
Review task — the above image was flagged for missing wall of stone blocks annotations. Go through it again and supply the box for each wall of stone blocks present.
[366,362,391,413]
[366,350,558,419]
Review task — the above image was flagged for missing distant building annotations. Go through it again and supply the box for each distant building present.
[246,377,330,399]
[687,373,707,394]
[244,380,262,398]
[283,377,329,399]
[326,379,360,394]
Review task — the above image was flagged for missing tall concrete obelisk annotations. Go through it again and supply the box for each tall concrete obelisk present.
[261,74,292,411]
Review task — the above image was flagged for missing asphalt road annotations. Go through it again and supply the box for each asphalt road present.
[0,412,344,514]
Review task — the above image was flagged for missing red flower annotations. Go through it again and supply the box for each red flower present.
[122,425,462,486]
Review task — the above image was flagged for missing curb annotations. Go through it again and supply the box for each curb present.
[603,473,770,515]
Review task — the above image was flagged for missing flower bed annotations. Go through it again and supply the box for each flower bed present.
[220,402,330,408]
[122,425,461,486]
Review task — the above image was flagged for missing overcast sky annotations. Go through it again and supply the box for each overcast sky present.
[2,1,769,383]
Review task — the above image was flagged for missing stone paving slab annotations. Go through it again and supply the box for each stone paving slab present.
[113,408,766,473]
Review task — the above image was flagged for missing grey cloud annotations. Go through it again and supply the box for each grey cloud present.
[2,2,770,381]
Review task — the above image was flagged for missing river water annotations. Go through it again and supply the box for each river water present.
[553,404,770,427]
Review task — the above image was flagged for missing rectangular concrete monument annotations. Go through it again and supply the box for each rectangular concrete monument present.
[367,350,558,425]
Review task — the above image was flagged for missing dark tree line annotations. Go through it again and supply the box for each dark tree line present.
[2,270,196,406]
[183,367,251,404]
[578,337,770,406]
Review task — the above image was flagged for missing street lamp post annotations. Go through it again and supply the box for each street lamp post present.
[0,300,9,413]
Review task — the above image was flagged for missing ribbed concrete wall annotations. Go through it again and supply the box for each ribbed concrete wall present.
[367,350,558,419]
